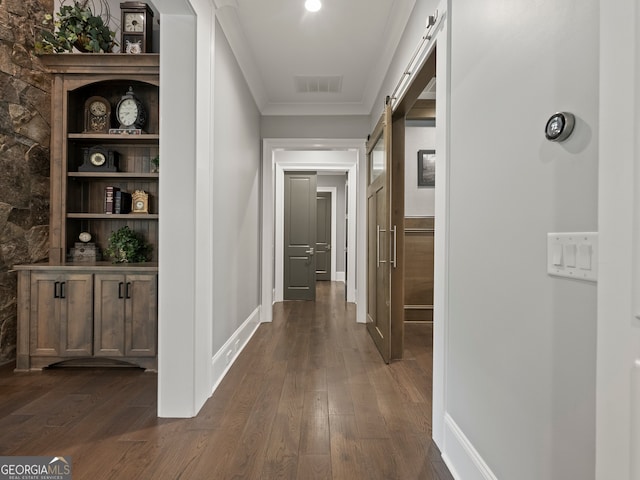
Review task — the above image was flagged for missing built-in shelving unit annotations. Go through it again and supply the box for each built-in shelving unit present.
[14,54,160,372]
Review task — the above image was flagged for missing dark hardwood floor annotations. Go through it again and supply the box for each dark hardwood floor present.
[0,282,453,480]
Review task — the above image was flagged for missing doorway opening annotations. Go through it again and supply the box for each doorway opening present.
[261,139,366,323]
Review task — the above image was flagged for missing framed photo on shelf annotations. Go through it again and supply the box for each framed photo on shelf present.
[418,149,436,187]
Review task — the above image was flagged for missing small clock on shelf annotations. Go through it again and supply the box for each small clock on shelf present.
[120,2,154,53]
[114,86,147,131]
[131,190,149,214]
[79,146,119,172]
[69,232,101,262]
[84,96,111,133]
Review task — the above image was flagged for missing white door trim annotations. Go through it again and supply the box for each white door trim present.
[390,0,450,452]
[261,139,366,324]
[317,186,338,281]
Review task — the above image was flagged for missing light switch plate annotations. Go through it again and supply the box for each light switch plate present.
[547,232,598,282]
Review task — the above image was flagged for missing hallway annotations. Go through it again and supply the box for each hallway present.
[0,282,452,479]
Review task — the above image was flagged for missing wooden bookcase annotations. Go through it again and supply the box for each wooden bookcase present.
[14,54,159,371]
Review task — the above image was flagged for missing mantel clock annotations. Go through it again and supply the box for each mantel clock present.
[120,2,154,53]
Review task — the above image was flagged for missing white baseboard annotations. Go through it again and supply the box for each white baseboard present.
[210,306,261,394]
[442,413,498,480]
[335,271,345,282]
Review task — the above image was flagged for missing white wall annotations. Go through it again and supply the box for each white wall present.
[317,174,347,274]
[155,0,213,418]
[261,115,370,139]
[596,1,639,479]
[154,0,261,418]
[370,0,440,130]
[444,1,598,479]
[405,124,436,217]
[212,19,261,354]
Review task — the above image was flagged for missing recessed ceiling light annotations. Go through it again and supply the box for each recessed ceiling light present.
[305,0,322,12]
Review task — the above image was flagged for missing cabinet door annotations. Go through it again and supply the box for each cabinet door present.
[29,273,61,357]
[29,272,93,359]
[59,274,94,356]
[125,274,157,357]
[94,274,126,357]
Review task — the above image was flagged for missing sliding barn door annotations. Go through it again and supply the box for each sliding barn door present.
[367,105,393,362]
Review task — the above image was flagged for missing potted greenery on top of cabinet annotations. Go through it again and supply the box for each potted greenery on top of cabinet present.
[36,0,117,54]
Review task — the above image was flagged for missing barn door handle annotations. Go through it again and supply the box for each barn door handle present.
[126,282,132,299]
[377,225,386,267]
[391,225,397,269]
[376,225,380,267]
[54,281,60,298]
[118,282,124,299]
[60,282,66,299]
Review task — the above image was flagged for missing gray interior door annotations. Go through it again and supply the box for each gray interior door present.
[284,172,317,300]
[316,191,332,281]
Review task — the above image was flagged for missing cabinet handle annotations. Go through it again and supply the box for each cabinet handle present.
[126,282,132,299]
[60,282,66,299]
[54,281,60,298]
[118,282,124,299]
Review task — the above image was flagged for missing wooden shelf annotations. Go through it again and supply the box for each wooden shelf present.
[68,172,159,179]
[68,133,159,142]
[39,53,160,75]
[13,261,159,272]
[67,213,159,220]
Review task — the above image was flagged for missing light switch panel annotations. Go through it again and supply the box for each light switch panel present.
[547,232,598,282]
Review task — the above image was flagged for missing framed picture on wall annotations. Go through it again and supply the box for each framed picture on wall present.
[418,149,436,187]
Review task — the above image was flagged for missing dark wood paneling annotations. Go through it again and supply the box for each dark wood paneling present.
[404,217,435,322]
[407,99,436,120]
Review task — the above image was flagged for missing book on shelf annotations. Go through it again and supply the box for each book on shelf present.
[115,190,132,214]
[104,186,120,214]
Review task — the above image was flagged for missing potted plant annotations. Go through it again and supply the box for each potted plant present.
[36,0,117,53]
[104,226,151,263]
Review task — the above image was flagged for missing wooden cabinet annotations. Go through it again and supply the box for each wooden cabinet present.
[94,273,157,359]
[14,55,160,372]
[15,267,157,371]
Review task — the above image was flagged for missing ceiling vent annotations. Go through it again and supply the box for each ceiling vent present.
[295,75,343,94]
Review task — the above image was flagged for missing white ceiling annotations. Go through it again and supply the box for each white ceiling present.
[213,0,417,116]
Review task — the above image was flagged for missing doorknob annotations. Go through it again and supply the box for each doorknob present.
[305,247,315,255]
[327,244,331,251]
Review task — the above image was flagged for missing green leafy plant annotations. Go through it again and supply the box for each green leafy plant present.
[36,1,117,54]
[104,226,151,263]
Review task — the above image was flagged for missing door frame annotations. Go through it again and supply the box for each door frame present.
[385,0,450,448]
[261,139,366,323]
[316,186,338,281]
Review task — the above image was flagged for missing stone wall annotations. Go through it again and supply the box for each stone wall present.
[0,0,52,365]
